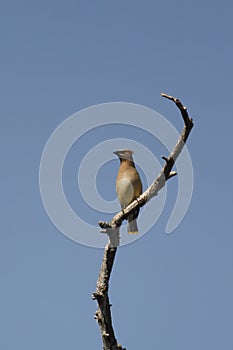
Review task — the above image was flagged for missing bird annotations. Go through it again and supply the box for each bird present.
[114,149,142,234]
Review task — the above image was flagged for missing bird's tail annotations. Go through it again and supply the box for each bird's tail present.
[127,219,139,234]
[127,209,140,234]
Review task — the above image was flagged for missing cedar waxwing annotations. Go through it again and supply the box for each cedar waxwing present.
[114,149,142,234]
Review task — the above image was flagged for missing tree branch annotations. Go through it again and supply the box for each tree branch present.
[98,93,193,232]
[93,94,194,350]
[92,229,125,350]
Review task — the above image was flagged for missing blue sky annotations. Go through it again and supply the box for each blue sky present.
[1,1,233,349]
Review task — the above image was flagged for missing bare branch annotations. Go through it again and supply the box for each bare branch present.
[93,94,194,350]
[168,171,177,180]
[98,93,194,232]
[160,93,193,132]
[92,229,125,350]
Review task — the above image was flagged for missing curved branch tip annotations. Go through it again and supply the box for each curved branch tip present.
[161,155,169,163]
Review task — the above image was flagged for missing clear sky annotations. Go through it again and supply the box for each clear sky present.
[1,1,233,349]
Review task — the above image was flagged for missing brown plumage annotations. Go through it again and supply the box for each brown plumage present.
[114,149,142,234]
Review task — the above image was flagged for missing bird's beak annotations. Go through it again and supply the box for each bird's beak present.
[113,150,120,156]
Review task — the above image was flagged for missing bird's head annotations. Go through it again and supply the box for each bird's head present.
[113,149,134,161]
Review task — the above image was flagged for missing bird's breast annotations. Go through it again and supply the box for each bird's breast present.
[116,178,135,207]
